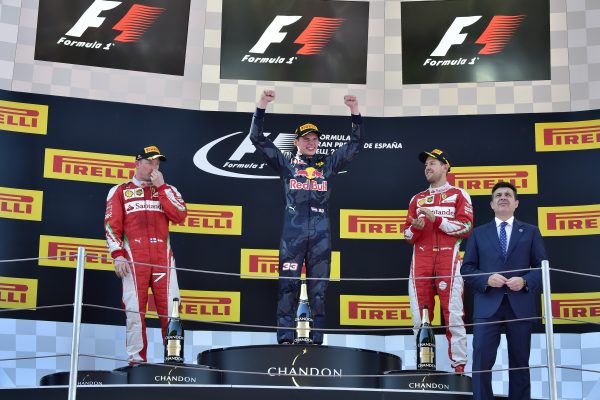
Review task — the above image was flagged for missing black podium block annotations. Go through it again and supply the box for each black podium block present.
[39,370,127,386]
[380,369,472,392]
[198,344,401,388]
[126,363,221,384]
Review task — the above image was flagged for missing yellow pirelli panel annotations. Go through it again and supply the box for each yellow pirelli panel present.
[147,290,241,322]
[340,295,441,326]
[0,100,48,135]
[44,148,135,184]
[538,205,600,237]
[447,165,538,196]
[535,119,600,152]
[340,209,407,239]
[240,248,341,281]
[0,276,38,309]
[542,292,600,325]
[170,203,242,235]
[38,235,113,271]
[0,186,43,221]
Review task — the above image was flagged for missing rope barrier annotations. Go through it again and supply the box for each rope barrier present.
[551,317,600,327]
[4,254,599,282]
[0,255,81,263]
[557,365,600,374]
[2,353,596,380]
[78,353,550,379]
[87,255,539,282]
[83,303,542,333]
[549,267,600,280]
[0,304,73,313]
[0,354,70,362]
[2,252,598,392]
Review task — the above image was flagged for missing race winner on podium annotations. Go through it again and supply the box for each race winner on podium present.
[249,89,364,344]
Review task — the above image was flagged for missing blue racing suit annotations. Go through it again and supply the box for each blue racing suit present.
[250,108,364,344]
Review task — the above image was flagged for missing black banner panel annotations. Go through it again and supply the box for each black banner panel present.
[0,89,599,336]
[34,0,190,76]
[401,0,550,84]
[220,0,369,84]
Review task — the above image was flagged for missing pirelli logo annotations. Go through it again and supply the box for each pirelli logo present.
[239,248,341,280]
[0,186,43,221]
[538,205,600,237]
[147,290,241,322]
[340,295,441,326]
[447,165,538,196]
[0,100,48,135]
[0,276,38,309]
[44,148,135,184]
[340,210,408,239]
[38,235,112,271]
[535,119,600,152]
[542,292,600,324]
[170,204,242,235]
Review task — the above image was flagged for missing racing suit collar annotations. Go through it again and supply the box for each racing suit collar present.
[428,182,451,194]
[295,153,313,164]
[132,176,152,188]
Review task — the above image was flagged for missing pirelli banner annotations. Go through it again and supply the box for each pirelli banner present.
[0,90,598,335]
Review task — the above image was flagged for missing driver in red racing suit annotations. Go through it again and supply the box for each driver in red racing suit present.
[403,149,472,373]
[105,146,187,363]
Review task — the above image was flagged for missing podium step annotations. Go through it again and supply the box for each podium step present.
[198,343,401,388]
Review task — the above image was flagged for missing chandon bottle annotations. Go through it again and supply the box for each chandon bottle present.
[416,305,436,370]
[164,298,184,364]
[294,280,313,344]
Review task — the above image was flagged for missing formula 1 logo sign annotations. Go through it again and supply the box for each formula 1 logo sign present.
[34,0,190,75]
[220,0,368,83]
[401,0,549,84]
[194,128,357,179]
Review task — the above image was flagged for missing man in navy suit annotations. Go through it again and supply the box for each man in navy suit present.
[461,182,547,400]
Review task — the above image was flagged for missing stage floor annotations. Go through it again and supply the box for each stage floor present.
[1,384,504,400]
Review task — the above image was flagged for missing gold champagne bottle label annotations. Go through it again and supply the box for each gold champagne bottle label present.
[167,340,182,357]
[419,347,434,363]
[297,321,310,337]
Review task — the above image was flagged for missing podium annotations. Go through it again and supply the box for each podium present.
[197,344,401,388]
[381,370,472,393]
[31,344,493,399]
[39,370,127,386]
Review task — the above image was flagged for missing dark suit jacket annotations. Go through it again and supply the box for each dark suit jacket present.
[461,219,547,319]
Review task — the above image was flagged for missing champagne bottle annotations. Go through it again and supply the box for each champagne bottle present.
[164,298,184,364]
[416,305,436,370]
[294,280,313,344]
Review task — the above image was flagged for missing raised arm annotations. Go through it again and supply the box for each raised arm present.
[249,89,288,172]
[329,95,364,173]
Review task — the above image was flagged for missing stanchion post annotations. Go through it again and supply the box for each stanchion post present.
[541,260,558,400]
[68,247,86,400]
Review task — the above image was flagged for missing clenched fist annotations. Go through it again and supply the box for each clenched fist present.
[344,95,359,115]
[259,90,276,109]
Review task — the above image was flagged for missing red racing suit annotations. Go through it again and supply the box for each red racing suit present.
[105,177,187,362]
[403,182,472,367]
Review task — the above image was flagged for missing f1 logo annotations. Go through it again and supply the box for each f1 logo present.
[431,15,525,56]
[66,0,120,37]
[65,0,165,42]
[250,15,344,55]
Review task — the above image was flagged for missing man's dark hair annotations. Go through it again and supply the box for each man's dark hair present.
[491,181,518,199]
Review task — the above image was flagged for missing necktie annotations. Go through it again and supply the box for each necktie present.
[499,221,508,258]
